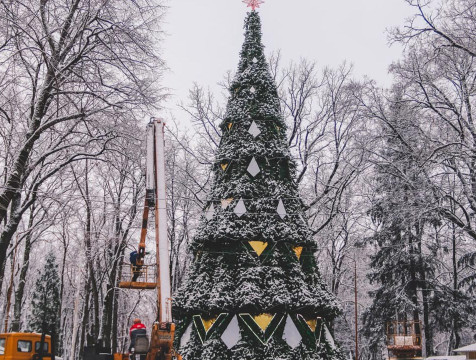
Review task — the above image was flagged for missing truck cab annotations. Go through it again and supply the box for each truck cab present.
[0,333,51,360]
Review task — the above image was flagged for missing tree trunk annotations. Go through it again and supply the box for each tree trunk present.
[408,230,420,325]
[449,221,461,352]
[79,277,91,360]
[81,162,100,340]
[57,234,68,355]
[70,275,82,360]
[51,329,56,359]
[11,203,36,332]
[420,271,432,356]
[111,276,119,353]
[0,258,6,300]
[416,223,432,356]
[102,280,115,349]
[0,192,22,292]
[89,255,100,341]
[101,207,122,349]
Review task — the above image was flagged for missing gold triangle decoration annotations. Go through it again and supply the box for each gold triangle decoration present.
[228,122,233,130]
[239,313,285,345]
[253,313,274,332]
[201,316,218,332]
[221,198,234,209]
[221,163,229,171]
[193,313,229,344]
[248,241,268,257]
[306,319,318,332]
[293,246,304,260]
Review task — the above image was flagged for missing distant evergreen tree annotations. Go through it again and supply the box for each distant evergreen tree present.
[29,252,61,343]
[362,91,438,358]
[173,11,344,360]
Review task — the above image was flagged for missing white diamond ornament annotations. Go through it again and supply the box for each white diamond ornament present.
[323,324,336,349]
[247,157,261,177]
[250,86,256,94]
[277,199,287,219]
[205,204,215,221]
[221,316,241,349]
[283,315,301,349]
[234,199,247,218]
[252,57,258,63]
[248,121,261,138]
[180,321,193,349]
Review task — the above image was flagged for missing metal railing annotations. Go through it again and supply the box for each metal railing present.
[386,321,422,349]
[121,264,157,284]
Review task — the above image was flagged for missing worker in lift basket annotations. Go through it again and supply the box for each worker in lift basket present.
[129,318,147,353]
[130,250,142,282]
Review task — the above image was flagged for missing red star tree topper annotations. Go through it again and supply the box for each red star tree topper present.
[243,0,264,10]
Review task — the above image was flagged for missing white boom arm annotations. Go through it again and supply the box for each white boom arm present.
[146,123,156,207]
[152,119,172,323]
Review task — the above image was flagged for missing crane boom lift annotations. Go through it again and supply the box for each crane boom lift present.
[118,118,180,360]
[154,119,172,324]
[133,120,155,269]
[146,119,178,360]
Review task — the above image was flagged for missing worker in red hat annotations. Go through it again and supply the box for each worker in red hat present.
[129,318,147,353]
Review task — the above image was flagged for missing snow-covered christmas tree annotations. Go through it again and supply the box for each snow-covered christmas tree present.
[174,7,344,360]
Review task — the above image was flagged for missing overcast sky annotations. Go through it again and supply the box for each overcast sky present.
[160,0,415,120]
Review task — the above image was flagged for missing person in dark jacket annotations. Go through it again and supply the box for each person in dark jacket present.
[129,251,142,282]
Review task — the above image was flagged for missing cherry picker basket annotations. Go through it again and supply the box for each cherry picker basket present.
[387,320,422,359]
[119,264,157,290]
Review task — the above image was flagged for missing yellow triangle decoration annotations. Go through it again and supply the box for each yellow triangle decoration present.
[221,163,229,171]
[201,316,218,332]
[306,319,318,332]
[248,241,268,257]
[228,123,233,130]
[221,198,234,209]
[253,314,274,331]
[293,246,304,260]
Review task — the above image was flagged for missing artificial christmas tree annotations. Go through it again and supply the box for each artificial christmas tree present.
[174,7,344,360]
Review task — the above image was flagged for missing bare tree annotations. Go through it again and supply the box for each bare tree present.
[165,123,211,291]
[393,0,476,59]
[0,0,165,273]
[275,60,367,235]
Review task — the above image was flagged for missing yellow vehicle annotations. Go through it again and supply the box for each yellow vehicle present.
[0,332,52,359]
